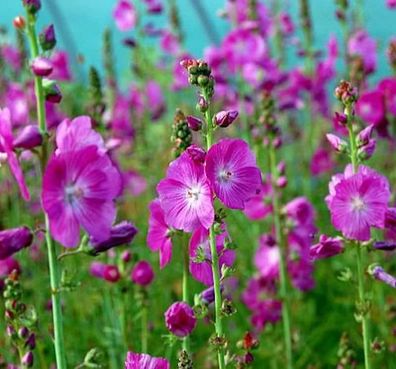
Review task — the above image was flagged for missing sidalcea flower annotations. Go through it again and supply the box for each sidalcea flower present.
[30,57,53,77]
[131,260,154,286]
[0,108,30,200]
[50,51,72,81]
[348,30,377,74]
[309,235,344,260]
[388,0,396,8]
[205,138,261,210]
[42,146,122,247]
[310,148,335,176]
[147,199,173,268]
[0,227,33,260]
[243,179,273,220]
[113,0,137,31]
[125,352,169,369]
[214,110,239,128]
[356,90,385,126]
[90,262,120,283]
[370,265,396,288]
[164,301,197,337]
[326,165,390,241]
[189,226,235,286]
[157,151,214,232]
[254,235,279,280]
[89,221,138,255]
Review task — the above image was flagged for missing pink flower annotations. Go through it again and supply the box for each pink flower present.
[254,235,279,280]
[147,199,173,268]
[310,235,344,260]
[131,260,154,286]
[125,353,169,369]
[205,138,261,210]
[113,0,137,31]
[42,146,122,247]
[1,45,22,72]
[387,0,396,8]
[50,51,72,81]
[164,301,196,337]
[146,81,165,121]
[243,179,273,220]
[310,148,335,176]
[122,170,147,196]
[157,151,214,232]
[56,116,105,154]
[90,262,120,283]
[348,30,377,74]
[189,226,235,286]
[160,30,180,55]
[5,83,29,126]
[356,90,386,126]
[0,227,33,260]
[327,165,390,241]
[0,108,30,201]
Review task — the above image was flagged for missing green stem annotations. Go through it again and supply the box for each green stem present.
[141,299,148,353]
[204,92,225,369]
[182,234,190,353]
[269,145,293,369]
[347,108,371,369]
[25,9,66,369]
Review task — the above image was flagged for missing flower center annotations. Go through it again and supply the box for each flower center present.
[351,196,366,212]
[219,169,233,182]
[186,186,201,204]
[65,184,84,204]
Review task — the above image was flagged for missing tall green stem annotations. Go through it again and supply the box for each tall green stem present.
[141,303,148,353]
[204,93,225,369]
[269,145,293,369]
[346,107,371,369]
[25,10,67,369]
[182,234,190,353]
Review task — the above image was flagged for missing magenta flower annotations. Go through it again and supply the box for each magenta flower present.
[42,146,121,247]
[125,352,169,369]
[157,151,214,232]
[254,235,279,280]
[14,125,43,150]
[0,108,30,201]
[189,226,235,286]
[56,116,105,154]
[0,227,33,260]
[243,178,273,220]
[122,170,147,196]
[113,0,137,31]
[90,262,120,283]
[30,56,53,77]
[1,45,22,72]
[160,30,180,55]
[348,30,377,74]
[50,51,72,81]
[131,260,154,286]
[145,81,165,121]
[387,0,396,9]
[147,199,173,268]
[205,138,261,210]
[5,83,29,126]
[310,148,335,176]
[284,197,315,227]
[309,235,344,260]
[356,90,385,126]
[164,301,197,337]
[327,165,390,241]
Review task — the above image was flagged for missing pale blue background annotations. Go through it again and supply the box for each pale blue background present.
[1,1,395,80]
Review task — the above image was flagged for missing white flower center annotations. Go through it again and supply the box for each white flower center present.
[351,196,366,212]
[186,186,201,205]
[218,169,233,182]
[65,185,84,204]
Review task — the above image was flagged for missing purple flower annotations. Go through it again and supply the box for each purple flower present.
[30,57,53,77]
[356,90,385,126]
[157,151,214,232]
[122,170,147,196]
[21,351,33,367]
[310,148,335,176]
[13,125,43,150]
[56,116,105,155]
[186,115,203,131]
[160,30,180,55]
[39,24,56,51]
[23,0,41,13]
[164,301,196,337]
[388,0,396,8]
[284,197,315,227]
[214,110,239,128]
[90,262,120,283]
[50,51,72,81]
[309,235,344,260]
[205,138,261,210]
[146,81,165,120]
[370,265,396,288]
[89,221,138,255]
[254,235,279,280]
[189,226,235,286]
[0,108,30,201]
[327,165,390,241]
[243,180,273,220]
[1,46,22,72]
[147,199,173,268]
[131,260,154,286]
[0,227,33,260]
[125,352,169,369]
[373,241,396,251]
[42,146,121,247]
[326,133,347,153]
[348,30,377,74]
[113,0,137,31]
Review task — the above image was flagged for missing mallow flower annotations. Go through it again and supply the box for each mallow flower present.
[205,138,261,210]
[125,352,169,369]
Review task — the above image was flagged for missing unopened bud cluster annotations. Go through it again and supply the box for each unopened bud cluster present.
[171,109,192,158]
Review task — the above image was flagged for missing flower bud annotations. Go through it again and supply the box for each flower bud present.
[31,57,53,77]
[43,79,62,104]
[309,235,344,261]
[370,265,396,288]
[276,176,288,188]
[186,144,206,163]
[26,332,36,349]
[39,24,56,51]
[196,95,208,113]
[164,301,196,337]
[121,250,132,263]
[21,351,34,367]
[90,262,120,283]
[131,260,154,286]
[356,124,374,147]
[0,226,33,260]
[23,0,41,14]
[214,110,239,128]
[326,133,348,153]
[18,326,29,339]
[334,80,358,106]
[89,221,138,255]
[13,125,43,150]
[186,115,202,131]
[13,16,26,30]
[357,139,376,160]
